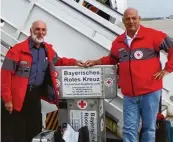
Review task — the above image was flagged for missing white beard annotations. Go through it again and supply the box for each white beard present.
[31,32,44,44]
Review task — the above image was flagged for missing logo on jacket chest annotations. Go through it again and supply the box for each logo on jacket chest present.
[19,61,30,66]
[134,50,143,59]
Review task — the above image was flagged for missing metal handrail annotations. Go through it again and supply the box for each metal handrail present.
[0,29,18,47]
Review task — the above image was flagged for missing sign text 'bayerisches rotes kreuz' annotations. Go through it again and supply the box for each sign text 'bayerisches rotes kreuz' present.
[62,68,102,97]
[70,110,97,142]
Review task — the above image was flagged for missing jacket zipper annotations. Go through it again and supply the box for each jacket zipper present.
[129,48,135,96]
[125,39,136,96]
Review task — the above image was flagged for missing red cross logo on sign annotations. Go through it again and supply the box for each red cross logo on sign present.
[134,50,143,59]
[77,100,87,109]
[100,118,104,131]
[54,72,59,78]
[107,80,111,85]
[56,79,60,87]
[104,78,113,87]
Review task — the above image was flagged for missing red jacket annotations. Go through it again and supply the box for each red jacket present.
[100,25,173,96]
[1,38,76,111]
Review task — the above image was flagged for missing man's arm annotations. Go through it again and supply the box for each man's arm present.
[100,52,119,65]
[154,32,173,79]
[160,36,173,72]
[1,46,19,113]
[52,50,84,66]
[85,54,119,67]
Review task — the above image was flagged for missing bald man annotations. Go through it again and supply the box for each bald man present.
[85,8,173,142]
[1,20,84,142]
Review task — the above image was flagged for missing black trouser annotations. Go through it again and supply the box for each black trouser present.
[1,101,14,142]
[1,86,42,142]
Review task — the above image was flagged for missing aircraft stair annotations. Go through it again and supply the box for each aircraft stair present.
[1,0,173,139]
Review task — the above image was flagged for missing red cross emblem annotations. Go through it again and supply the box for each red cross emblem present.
[56,79,60,87]
[104,78,113,86]
[134,51,143,59]
[77,100,87,109]
[54,72,59,78]
[100,119,104,131]
[107,80,111,85]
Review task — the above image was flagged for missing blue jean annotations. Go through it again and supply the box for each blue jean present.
[123,90,161,142]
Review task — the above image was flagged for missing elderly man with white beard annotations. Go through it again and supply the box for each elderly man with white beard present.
[1,20,84,142]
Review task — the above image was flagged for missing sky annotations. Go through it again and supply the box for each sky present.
[127,0,173,18]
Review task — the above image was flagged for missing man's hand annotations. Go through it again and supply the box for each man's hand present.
[85,60,101,67]
[75,60,85,67]
[5,101,13,114]
[154,69,169,80]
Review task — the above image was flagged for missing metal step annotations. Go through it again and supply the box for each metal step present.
[106,129,123,142]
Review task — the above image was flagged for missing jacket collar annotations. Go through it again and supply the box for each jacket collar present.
[21,37,48,54]
[118,25,145,42]
[21,37,32,54]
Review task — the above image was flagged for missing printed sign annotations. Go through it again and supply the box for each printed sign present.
[70,110,97,141]
[62,68,102,97]
[77,100,87,109]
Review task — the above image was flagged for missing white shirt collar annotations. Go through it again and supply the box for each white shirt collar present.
[126,26,140,39]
